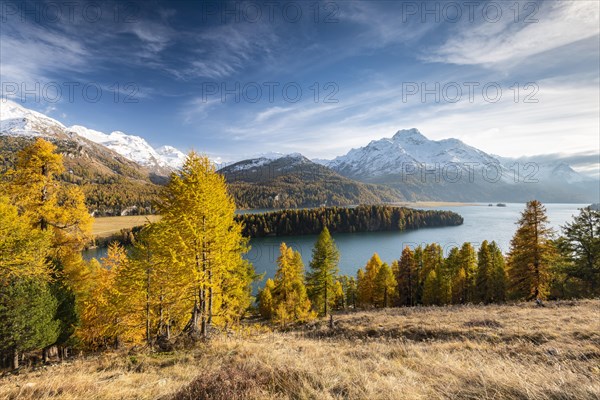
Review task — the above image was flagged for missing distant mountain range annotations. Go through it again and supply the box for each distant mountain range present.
[323,128,597,203]
[219,153,402,208]
[1,100,598,209]
[0,100,186,172]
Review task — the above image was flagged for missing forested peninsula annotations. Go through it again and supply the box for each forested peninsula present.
[235,205,463,237]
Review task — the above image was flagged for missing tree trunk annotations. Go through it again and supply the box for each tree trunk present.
[43,347,49,363]
[12,350,19,370]
[146,267,151,346]
[207,268,213,328]
[324,281,328,317]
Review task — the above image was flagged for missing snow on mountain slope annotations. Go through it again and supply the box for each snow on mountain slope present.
[330,129,593,186]
[0,100,186,170]
[329,128,503,179]
[0,100,66,137]
[156,146,187,169]
[223,152,307,172]
[494,155,593,184]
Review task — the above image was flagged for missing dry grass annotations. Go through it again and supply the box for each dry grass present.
[92,215,161,238]
[2,300,599,400]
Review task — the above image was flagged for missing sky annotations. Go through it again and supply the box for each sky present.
[1,0,599,171]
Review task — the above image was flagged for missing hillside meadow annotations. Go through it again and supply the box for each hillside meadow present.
[1,300,598,400]
[92,216,162,238]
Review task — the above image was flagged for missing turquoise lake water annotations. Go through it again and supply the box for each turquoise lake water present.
[85,203,588,285]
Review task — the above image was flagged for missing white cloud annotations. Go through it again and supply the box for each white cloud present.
[427,1,600,67]
[254,106,292,122]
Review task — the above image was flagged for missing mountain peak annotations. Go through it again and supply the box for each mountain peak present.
[392,128,427,143]
[0,101,186,171]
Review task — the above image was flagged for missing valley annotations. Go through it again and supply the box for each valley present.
[2,101,597,216]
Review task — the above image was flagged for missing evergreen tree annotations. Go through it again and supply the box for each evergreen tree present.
[338,275,357,309]
[396,247,418,306]
[306,227,340,316]
[476,241,493,303]
[374,262,397,307]
[488,241,507,302]
[413,246,424,303]
[4,138,92,352]
[0,278,59,369]
[0,196,58,368]
[558,207,600,296]
[508,200,556,300]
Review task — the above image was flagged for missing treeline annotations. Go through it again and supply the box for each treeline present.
[0,140,254,369]
[227,179,401,210]
[236,205,464,237]
[258,201,599,324]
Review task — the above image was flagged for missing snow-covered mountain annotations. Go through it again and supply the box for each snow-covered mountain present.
[493,155,592,185]
[0,100,186,170]
[328,128,504,179]
[222,152,306,172]
[328,128,593,186]
[0,99,68,138]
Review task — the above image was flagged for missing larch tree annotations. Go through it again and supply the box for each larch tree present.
[77,242,131,349]
[422,269,439,306]
[258,279,275,319]
[374,262,397,307]
[272,243,314,326]
[306,227,340,317]
[356,253,383,307]
[446,247,466,304]
[0,196,52,282]
[0,196,58,369]
[5,138,92,356]
[116,223,180,346]
[508,200,556,300]
[458,242,478,303]
[156,153,254,338]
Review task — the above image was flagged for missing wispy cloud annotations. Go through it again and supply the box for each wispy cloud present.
[254,106,292,123]
[427,1,600,67]
[174,23,278,80]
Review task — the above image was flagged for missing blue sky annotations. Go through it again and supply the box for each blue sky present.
[1,0,599,170]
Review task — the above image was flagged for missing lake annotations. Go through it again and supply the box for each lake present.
[84,203,588,285]
[247,203,588,281]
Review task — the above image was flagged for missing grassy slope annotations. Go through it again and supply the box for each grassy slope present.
[1,300,599,400]
[92,215,162,238]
